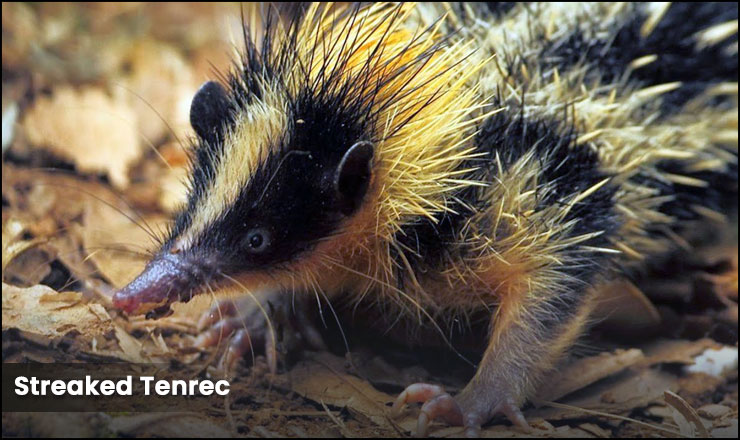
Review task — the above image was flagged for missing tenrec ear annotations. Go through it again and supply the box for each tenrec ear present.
[190,81,232,143]
[334,141,374,215]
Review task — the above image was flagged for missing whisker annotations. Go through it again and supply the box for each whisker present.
[218,272,276,372]
[15,242,152,292]
[228,285,259,370]
[304,270,349,355]
[204,280,235,365]
[82,244,154,259]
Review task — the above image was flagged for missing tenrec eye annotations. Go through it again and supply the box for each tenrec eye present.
[245,228,270,253]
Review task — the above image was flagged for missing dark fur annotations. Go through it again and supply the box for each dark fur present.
[394,105,619,295]
[539,2,738,111]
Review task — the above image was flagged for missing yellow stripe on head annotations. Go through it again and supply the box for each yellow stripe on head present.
[183,89,288,246]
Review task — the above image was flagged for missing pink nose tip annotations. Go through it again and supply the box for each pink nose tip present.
[112,253,186,315]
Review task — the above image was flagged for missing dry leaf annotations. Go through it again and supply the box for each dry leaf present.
[109,413,232,438]
[2,218,46,273]
[158,160,189,213]
[3,246,54,286]
[677,372,726,407]
[82,195,168,288]
[0,3,39,71]
[697,404,732,420]
[591,280,661,331]
[21,86,142,188]
[529,368,677,421]
[577,423,612,437]
[119,40,196,144]
[1,413,111,438]
[536,349,645,403]
[113,324,149,363]
[287,352,395,427]
[711,419,739,438]
[639,338,720,366]
[2,100,19,152]
[1,282,113,342]
[664,390,710,437]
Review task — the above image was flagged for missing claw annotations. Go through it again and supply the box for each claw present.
[393,382,530,437]
[195,295,325,374]
[392,383,446,417]
[193,316,243,348]
[197,300,238,331]
[220,327,274,373]
[264,329,278,374]
[418,394,463,437]
[493,397,529,430]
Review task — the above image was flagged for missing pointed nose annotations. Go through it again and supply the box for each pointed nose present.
[112,253,189,315]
